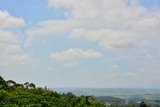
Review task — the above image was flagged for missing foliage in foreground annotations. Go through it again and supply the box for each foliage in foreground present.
[0,75,105,107]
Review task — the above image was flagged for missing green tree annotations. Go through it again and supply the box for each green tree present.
[24,82,29,88]
[0,76,8,89]
[14,83,24,88]
[6,80,16,86]
[0,76,6,86]
[29,83,36,89]
[0,90,9,101]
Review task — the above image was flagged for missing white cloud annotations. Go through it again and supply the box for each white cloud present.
[25,0,160,50]
[0,54,29,65]
[0,10,28,65]
[49,48,102,61]
[71,28,148,50]
[27,20,76,37]
[48,0,128,20]
[48,0,152,23]
[0,30,21,54]
[0,30,28,65]
[25,20,77,46]
[48,0,98,19]
[0,10,25,29]
[48,0,160,49]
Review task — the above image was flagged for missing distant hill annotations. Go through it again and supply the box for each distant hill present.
[53,88,160,106]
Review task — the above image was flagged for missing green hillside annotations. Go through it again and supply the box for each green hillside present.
[0,75,105,107]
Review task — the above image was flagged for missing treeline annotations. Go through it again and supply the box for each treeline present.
[0,75,105,107]
[97,96,148,107]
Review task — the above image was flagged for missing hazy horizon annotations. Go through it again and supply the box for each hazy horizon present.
[0,0,160,89]
[51,87,160,90]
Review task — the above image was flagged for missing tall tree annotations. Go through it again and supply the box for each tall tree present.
[0,76,7,88]
[29,83,36,89]
[6,80,16,86]
[24,82,29,89]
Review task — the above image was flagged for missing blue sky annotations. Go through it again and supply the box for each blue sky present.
[0,0,160,88]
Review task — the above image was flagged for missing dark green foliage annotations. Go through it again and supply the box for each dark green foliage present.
[30,83,36,88]
[0,76,6,86]
[0,76,8,89]
[0,75,105,107]
[6,80,16,86]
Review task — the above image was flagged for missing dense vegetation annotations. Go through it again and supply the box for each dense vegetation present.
[0,75,105,107]
[0,75,149,107]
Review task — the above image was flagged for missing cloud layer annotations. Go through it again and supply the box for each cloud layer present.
[26,0,160,50]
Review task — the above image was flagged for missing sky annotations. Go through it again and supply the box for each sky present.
[0,0,160,89]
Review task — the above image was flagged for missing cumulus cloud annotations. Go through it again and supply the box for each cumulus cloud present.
[49,48,102,61]
[71,28,148,50]
[0,30,28,64]
[0,10,25,29]
[26,0,160,50]
[25,20,78,46]
[0,10,27,65]
[48,0,99,19]
[48,0,140,20]
[26,20,76,38]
